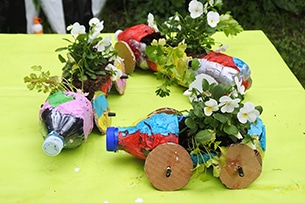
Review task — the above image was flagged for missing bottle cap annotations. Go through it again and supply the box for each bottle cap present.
[42,132,64,156]
[106,127,118,151]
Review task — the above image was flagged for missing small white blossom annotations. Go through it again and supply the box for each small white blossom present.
[209,0,214,6]
[147,13,159,32]
[234,77,245,95]
[235,132,243,139]
[70,22,86,39]
[207,11,220,28]
[88,18,104,42]
[204,98,219,116]
[89,18,104,32]
[97,36,112,53]
[105,63,123,81]
[237,102,260,124]
[219,95,240,113]
[188,0,204,19]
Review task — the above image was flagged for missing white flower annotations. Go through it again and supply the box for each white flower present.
[207,11,220,28]
[70,22,86,39]
[105,63,123,81]
[88,18,104,42]
[219,95,240,113]
[89,17,100,26]
[209,0,214,6]
[97,36,112,53]
[204,98,219,116]
[89,18,104,32]
[234,77,245,95]
[188,0,204,19]
[147,13,159,32]
[235,132,243,139]
[237,102,260,124]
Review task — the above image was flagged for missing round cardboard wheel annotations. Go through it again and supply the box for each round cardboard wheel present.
[95,111,111,134]
[144,143,193,191]
[113,59,127,95]
[114,41,136,74]
[219,144,262,189]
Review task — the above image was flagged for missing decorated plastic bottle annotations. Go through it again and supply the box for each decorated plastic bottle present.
[193,51,252,90]
[106,113,183,159]
[39,91,94,156]
[33,16,43,34]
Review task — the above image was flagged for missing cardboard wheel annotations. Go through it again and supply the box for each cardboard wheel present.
[144,143,193,191]
[113,59,127,95]
[219,144,262,189]
[114,41,136,74]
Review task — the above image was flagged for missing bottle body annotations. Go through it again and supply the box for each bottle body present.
[33,16,43,34]
[39,92,94,156]
[106,113,181,159]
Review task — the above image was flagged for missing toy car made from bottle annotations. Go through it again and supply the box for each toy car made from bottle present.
[106,107,266,190]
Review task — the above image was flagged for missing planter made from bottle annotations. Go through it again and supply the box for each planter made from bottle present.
[39,91,94,156]
[106,112,181,159]
[116,24,161,70]
[106,109,194,191]
[193,51,252,90]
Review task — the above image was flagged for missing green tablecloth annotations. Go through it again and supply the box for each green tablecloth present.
[0,31,304,202]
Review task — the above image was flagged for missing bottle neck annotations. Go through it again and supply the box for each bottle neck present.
[42,131,65,156]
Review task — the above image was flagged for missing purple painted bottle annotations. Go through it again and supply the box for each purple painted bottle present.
[39,92,94,156]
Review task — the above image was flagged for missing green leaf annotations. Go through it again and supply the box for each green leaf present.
[190,58,200,70]
[27,83,35,90]
[58,54,66,63]
[195,129,214,144]
[31,65,42,71]
[185,117,197,129]
[213,113,228,123]
[30,73,37,79]
[255,105,263,114]
[55,47,68,52]
[210,84,225,100]
[223,124,238,135]
[201,79,210,91]
[194,106,204,118]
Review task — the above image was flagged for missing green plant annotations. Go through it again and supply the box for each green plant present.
[144,0,243,97]
[23,65,74,94]
[157,0,243,55]
[56,18,118,82]
[145,38,200,97]
[181,77,263,177]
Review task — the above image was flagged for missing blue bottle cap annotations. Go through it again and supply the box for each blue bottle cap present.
[106,127,119,151]
[42,131,64,156]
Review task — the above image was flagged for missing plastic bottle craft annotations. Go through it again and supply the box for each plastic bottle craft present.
[106,108,193,191]
[106,108,266,190]
[115,24,161,72]
[40,91,94,156]
[115,24,252,92]
[32,16,43,34]
[193,51,252,90]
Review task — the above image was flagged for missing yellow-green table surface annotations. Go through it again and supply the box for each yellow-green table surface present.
[0,31,304,202]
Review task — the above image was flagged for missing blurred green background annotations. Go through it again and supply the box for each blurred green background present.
[99,0,305,88]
